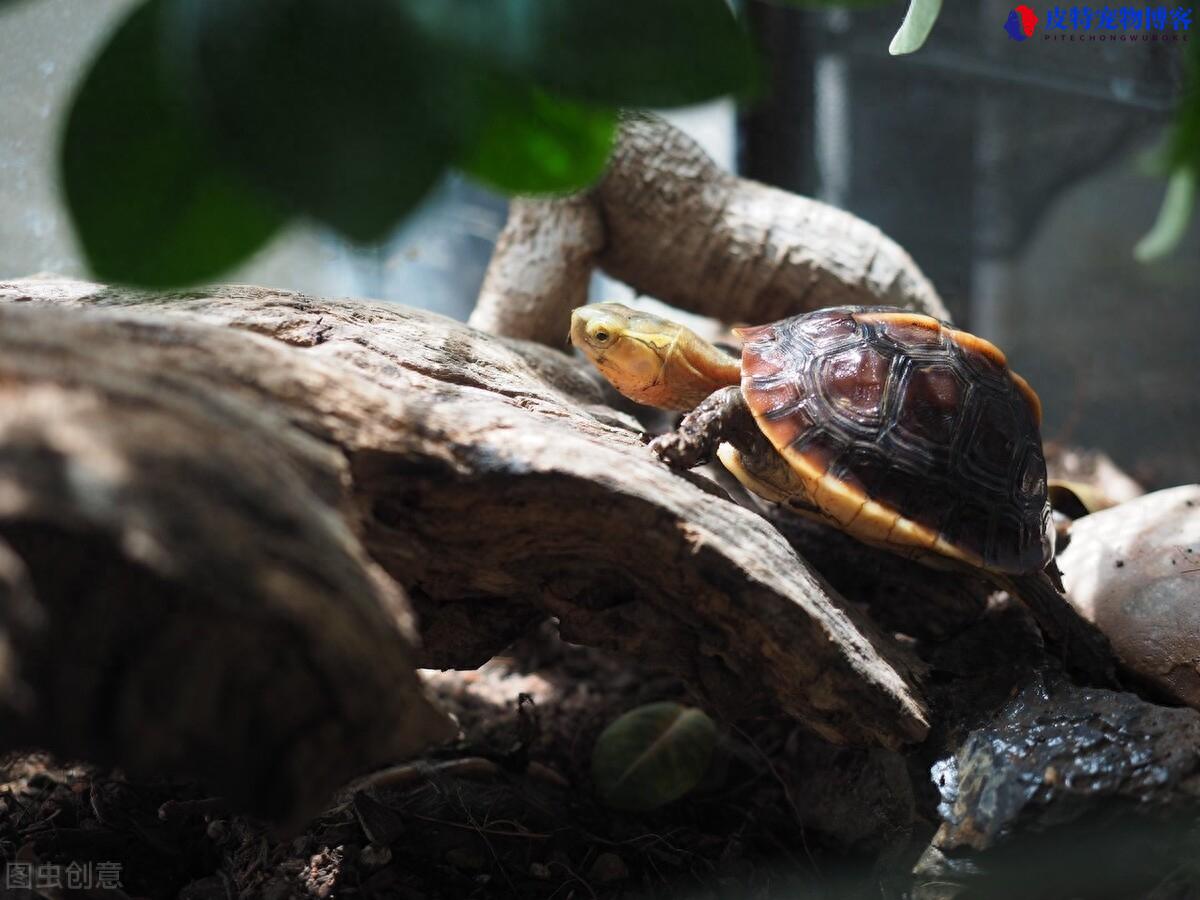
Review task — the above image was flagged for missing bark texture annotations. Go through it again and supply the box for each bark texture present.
[470,113,950,346]
[470,196,604,343]
[0,280,455,825]
[0,278,930,801]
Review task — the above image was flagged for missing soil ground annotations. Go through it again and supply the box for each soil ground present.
[0,623,891,900]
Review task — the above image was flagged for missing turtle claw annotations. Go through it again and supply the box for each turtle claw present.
[650,386,746,471]
[650,431,712,469]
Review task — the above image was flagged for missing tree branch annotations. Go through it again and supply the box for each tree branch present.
[471,112,949,346]
[469,195,604,344]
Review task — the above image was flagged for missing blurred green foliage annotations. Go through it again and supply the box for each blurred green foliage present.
[9,0,1195,284]
[1166,27,1200,174]
[398,0,758,107]
[59,0,755,285]
[459,84,617,194]
[61,0,285,287]
[1137,32,1200,260]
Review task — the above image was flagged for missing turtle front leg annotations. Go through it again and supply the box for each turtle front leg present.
[650,386,754,469]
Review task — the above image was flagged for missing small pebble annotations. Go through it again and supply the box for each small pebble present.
[589,852,629,883]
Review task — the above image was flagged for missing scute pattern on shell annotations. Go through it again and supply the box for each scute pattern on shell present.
[740,307,1052,574]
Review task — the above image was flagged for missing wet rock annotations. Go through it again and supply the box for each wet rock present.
[915,673,1200,899]
[937,673,1200,850]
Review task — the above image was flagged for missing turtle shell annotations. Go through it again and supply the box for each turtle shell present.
[738,307,1052,575]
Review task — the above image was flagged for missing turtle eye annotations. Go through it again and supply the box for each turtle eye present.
[590,327,611,345]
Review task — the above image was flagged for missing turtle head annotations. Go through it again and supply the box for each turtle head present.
[570,302,741,411]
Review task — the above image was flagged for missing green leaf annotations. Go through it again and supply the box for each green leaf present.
[889,0,943,55]
[1139,35,1199,261]
[1134,164,1196,263]
[1167,32,1200,171]
[162,0,469,242]
[400,0,758,108]
[458,83,617,194]
[162,0,748,240]
[591,702,716,812]
[60,0,284,287]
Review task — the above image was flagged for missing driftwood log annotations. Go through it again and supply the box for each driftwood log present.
[0,280,457,825]
[0,275,932,824]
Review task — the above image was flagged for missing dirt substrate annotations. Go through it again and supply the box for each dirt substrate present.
[3,619,1199,900]
[0,622,918,900]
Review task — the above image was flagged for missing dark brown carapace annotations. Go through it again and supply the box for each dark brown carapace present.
[738,307,1051,574]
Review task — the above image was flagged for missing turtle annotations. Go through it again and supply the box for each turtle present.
[569,301,1116,683]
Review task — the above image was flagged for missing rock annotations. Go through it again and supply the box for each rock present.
[915,673,1200,899]
[1059,485,1200,708]
[934,674,1200,852]
[588,851,629,883]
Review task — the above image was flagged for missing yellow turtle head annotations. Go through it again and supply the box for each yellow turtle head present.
[569,302,740,411]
